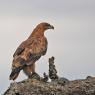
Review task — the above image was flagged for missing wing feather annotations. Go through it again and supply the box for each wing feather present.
[13,47,24,57]
[13,36,47,66]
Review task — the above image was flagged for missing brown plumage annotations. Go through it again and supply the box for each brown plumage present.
[9,22,54,80]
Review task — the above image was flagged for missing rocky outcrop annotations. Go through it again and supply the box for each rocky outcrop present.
[3,76,95,95]
[3,57,95,95]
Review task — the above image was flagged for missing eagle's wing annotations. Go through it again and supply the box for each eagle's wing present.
[13,47,24,57]
[24,36,48,65]
[13,40,29,57]
[13,37,47,66]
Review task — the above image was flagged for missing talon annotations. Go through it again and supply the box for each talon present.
[28,72,40,79]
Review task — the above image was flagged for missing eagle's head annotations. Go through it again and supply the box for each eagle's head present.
[36,22,54,31]
[30,22,54,37]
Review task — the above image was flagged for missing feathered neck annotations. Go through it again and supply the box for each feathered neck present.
[28,27,45,39]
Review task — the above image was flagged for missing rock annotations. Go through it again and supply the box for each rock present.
[42,72,49,82]
[48,56,58,81]
[3,57,95,95]
[3,77,95,95]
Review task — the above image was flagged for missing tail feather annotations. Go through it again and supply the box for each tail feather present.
[9,66,24,80]
[10,72,20,80]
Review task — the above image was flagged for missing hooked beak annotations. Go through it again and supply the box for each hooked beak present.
[47,25,54,30]
[50,25,54,29]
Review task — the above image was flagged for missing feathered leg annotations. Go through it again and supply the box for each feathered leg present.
[23,66,32,77]
[23,63,36,78]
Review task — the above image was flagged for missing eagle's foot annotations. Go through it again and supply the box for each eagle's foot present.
[29,72,41,80]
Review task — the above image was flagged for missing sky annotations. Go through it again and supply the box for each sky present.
[0,0,95,94]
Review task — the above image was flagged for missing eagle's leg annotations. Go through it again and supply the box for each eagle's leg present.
[23,63,35,78]
[28,63,40,79]
[31,63,35,74]
[23,66,32,78]
[23,63,40,79]
[28,63,39,78]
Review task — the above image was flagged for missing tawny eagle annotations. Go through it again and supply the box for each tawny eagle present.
[9,22,54,80]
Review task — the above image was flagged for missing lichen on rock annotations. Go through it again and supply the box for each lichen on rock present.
[3,57,95,95]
